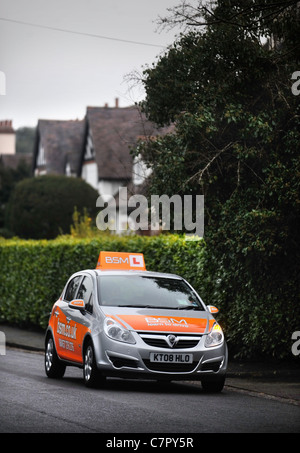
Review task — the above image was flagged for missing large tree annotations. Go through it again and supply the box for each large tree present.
[133,0,300,358]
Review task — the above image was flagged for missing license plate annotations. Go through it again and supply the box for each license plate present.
[150,353,193,363]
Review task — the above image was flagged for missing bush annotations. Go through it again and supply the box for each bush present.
[199,244,300,360]
[6,175,99,239]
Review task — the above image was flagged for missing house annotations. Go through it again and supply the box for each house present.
[32,101,172,232]
[33,101,171,197]
[81,102,168,200]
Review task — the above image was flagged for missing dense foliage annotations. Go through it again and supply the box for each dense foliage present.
[6,175,99,239]
[0,157,31,234]
[133,0,300,358]
[15,127,35,155]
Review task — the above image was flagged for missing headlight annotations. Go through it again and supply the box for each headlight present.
[205,323,224,348]
[104,318,136,344]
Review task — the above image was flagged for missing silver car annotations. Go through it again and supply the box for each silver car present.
[45,252,228,392]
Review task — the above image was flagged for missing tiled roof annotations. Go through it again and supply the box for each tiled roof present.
[34,119,85,175]
[86,105,169,180]
[33,105,173,181]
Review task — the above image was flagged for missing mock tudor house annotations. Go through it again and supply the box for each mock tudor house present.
[32,101,172,231]
[33,101,170,197]
[81,102,165,199]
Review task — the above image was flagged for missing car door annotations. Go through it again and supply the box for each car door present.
[64,274,96,363]
[54,274,83,363]
[73,274,95,360]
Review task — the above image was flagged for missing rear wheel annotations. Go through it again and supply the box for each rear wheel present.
[45,335,66,379]
[201,376,225,393]
[83,342,105,388]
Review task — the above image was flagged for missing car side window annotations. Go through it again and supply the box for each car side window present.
[77,276,94,314]
[64,276,82,302]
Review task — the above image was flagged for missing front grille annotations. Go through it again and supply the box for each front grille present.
[139,334,201,349]
[143,360,198,373]
[142,338,167,348]
[177,339,200,348]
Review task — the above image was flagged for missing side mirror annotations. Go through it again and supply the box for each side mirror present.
[207,305,219,314]
[69,299,85,311]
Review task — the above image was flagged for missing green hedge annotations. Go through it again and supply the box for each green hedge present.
[0,235,205,330]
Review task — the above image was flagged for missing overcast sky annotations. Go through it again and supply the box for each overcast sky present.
[0,0,180,129]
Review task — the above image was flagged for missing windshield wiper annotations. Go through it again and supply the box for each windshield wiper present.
[117,304,202,310]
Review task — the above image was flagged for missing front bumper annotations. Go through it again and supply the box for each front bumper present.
[93,331,228,381]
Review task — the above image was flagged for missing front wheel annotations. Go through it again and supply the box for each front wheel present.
[83,342,105,388]
[201,376,225,393]
[45,335,66,379]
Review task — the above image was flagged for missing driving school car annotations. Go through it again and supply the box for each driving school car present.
[45,251,228,392]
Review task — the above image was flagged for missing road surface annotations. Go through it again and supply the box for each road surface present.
[0,349,299,433]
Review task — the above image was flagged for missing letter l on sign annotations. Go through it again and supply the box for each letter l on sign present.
[129,255,144,268]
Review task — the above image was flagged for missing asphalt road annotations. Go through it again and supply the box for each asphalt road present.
[0,349,299,434]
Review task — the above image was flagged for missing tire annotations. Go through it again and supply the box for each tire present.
[201,376,225,393]
[83,342,105,388]
[45,335,66,379]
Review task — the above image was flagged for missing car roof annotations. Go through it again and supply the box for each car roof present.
[77,269,183,280]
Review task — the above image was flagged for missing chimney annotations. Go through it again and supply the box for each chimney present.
[115,98,119,108]
[0,119,15,155]
[0,120,13,131]
[104,103,108,108]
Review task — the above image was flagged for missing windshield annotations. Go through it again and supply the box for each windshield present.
[97,275,205,310]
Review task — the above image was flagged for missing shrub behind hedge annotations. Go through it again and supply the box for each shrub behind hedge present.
[5,176,99,239]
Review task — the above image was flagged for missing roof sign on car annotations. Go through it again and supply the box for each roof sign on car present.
[96,251,146,271]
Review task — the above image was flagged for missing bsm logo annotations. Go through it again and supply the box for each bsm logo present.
[105,254,144,267]
[145,317,188,327]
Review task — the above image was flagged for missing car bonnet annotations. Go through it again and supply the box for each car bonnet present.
[100,306,215,335]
